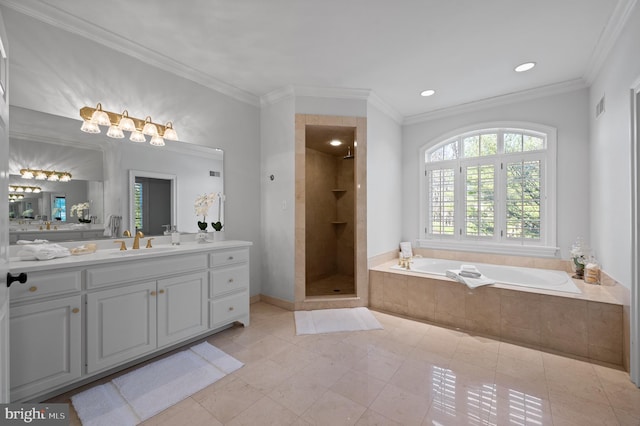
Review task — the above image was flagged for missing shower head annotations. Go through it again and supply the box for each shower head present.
[343,146,354,159]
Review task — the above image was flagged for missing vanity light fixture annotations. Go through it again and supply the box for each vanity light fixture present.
[79,104,179,146]
[9,194,24,201]
[9,185,42,194]
[20,168,72,182]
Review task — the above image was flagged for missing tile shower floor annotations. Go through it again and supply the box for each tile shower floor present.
[52,302,640,425]
[306,274,355,297]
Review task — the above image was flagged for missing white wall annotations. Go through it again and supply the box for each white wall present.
[366,103,403,258]
[4,9,263,297]
[402,89,590,259]
[260,96,296,301]
[589,3,640,288]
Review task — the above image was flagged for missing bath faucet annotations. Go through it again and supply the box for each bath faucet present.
[132,231,144,249]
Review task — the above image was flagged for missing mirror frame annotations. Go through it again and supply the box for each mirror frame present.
[128,169,177,235]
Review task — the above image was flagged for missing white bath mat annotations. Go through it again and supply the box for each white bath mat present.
[71,342,243,425]
[294,307,383,335]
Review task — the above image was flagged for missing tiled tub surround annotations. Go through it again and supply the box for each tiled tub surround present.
[370,255,627,367]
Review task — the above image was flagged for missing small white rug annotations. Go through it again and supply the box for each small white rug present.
[71,342,243,425]
[294,307,383,335]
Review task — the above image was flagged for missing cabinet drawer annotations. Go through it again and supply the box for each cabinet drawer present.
[87,253,208,288]
[210,265,249,297]
[210,290,249,328]
[11,270,82,302]
[210,249,249,268]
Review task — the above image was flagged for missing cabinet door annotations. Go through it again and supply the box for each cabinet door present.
[10,296,82,401]
[157,272,208,347]
[86,281,157,373]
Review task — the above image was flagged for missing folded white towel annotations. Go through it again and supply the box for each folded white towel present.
[17,243,71,261]
[446,265,495,289]
[104,215,113,237]
[16,239,49,245]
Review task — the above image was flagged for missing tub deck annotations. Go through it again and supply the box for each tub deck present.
[370,259,627,367]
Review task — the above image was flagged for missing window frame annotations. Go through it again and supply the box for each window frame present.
[419,122,557,257]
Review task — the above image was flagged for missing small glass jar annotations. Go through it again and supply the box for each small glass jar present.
[584,258,601,285]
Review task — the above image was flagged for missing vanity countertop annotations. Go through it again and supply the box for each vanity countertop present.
[9,236,252,273]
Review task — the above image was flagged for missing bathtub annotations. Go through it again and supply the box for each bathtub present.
[392,257,581,294]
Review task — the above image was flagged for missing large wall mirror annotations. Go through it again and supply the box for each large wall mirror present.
[8,107,224,243]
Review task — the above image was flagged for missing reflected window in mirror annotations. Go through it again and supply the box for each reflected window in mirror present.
[134,182,143,231]
[53,196,66,221]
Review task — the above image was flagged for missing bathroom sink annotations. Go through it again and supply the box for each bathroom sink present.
[109,247,177,256]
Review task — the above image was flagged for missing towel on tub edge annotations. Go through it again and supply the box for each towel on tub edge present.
[445,264,495,289]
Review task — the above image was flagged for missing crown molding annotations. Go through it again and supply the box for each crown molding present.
[367,91,403,125]
[583,0,638,84]
[293,86,372,101]
[0,0,260,107]
[260,85,295,107]
[403,79,588,125]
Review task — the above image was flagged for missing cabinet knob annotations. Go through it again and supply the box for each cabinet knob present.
[150,291,157,296]
[159,289,165,294]
[72,308,80,314]
[228,306,234,312]
[28,286,38,292]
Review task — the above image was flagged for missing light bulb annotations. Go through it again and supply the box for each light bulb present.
[130,130,146,143]
[163,122,178,141]
[90,103,111,126]
[81,120,100,134]
[35,171,48,180]
[47,172,59,182]
[150,135,165,146]
[118,110,136,132]
[107,125,125,139]
[142,116,158,136]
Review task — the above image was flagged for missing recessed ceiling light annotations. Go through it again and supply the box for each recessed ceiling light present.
[515,62,536,73]
[329,139,342,146]
[420,89,436,97]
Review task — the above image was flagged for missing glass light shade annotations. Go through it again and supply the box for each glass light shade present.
[142,117,158,136]
[59,173,72,182]
[81,120,101,134]
[130,130,146,143]
[15,187,24,192]
[33,188,41,193]
[47,173,60,182]
[35,171,48,180]
[118,111,136,132]
[8,186,14,192]
[90,103,111,126]
[106,125,125,139]
[150,135,165,146]
[21,169,34,179]
[163,122,178,141]
[24,187,32,193]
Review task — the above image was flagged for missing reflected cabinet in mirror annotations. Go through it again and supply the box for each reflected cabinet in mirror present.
[9,107,224,244]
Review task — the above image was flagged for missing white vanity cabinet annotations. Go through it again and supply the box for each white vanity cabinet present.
[86,271,210,373]
[9,270,83,401]
[86,281,157,373]
[209,248,250,328]
[8,240,252,402]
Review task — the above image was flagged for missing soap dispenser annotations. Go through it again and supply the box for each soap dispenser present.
[171,226,180,245]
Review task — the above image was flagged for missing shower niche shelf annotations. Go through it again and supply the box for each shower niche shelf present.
[330,221,347,225]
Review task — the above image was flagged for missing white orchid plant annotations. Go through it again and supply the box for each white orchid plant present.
[194,192,225,231]
[69,202,90,217]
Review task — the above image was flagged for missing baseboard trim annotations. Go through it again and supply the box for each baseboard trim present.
[259,294,295,311]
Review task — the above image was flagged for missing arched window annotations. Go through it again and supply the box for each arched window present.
[419,122,557,256]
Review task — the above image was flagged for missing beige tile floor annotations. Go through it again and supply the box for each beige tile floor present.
[306,274,355,297]
[56,302,640,425]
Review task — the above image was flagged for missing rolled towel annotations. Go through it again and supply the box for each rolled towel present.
[16,239,49,245]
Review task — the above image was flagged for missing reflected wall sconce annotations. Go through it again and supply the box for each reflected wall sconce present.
[79,103,179,147]
[9,185,42,193]
[20,169,72,182]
